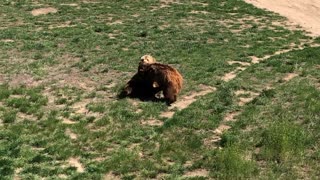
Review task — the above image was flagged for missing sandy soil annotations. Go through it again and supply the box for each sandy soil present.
[31,7,57,16]
[244,0,320,37]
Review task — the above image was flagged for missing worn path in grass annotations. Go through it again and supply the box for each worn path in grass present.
[245,0,320,36]
[204,0,320,148]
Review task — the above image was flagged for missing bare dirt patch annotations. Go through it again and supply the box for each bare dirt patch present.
[151,0,182,10]
[140,119,163,126]
[282,73,299,82]
[190,10,210,15]
[8,74,39,88]
[31,7,57,16]
[17,112,37,121]
[160,111,175,118]
[213,124,231,135]
[227,60,251,66]
[221,67,246,82]
[82,1,101,4]
[42,87,57,107]
[224,111,241,122]
[238,97,255,106]
[159,23,170,30]
[72,99,91,114]
[107,20,123,25]
[104,172,121,180]
[235,90,260,106]
[57,70,97,91]
[183,169,209,178]
[169,85,216,111]
[250,56,260,64]
[160,85,216,118]
[191,1,209,7]
[61,118,77,124]
[49,21,76,29]
[160,0,180,4]
[244,0,320,36]
[60,3,78,7]
[1,39,14,43]
[65,128,77,140]
[13,168,22,180]
[67,157,85,173]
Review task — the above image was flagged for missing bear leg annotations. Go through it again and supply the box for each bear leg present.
[163,83,177,105]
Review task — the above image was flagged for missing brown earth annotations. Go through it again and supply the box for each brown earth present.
[31,7,57,16]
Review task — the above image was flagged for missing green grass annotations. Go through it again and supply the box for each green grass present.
[0,0,319,179]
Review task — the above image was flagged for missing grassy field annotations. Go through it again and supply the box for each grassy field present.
[0,0,319,179]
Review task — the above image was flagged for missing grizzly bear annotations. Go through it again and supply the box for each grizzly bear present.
[120,55,183,105]
[118,55,160,101]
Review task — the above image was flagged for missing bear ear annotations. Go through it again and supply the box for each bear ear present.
[140,56,145,63]
[148,55,156,63]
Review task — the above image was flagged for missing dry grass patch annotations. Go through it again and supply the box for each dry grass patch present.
[282,73,299,82]
[104,172,121,180]
[235,90,260,106]
[31,7,57,16]
[213,124,231,135]
[160,85,216,118]
[160,111,175,118]
[49,21,76,29]
[16,112,37,121]
[57,70,97,91]
[140,119,163,126]
[67,157,85,173]
[190,10,210,15]
[60,3,79,7]
[61,118,77,125]
[169,85,216,111]
[224,111,241,122]
[72,99,91,114]
[107,20,123,25]
[8,74,38,88]
[227,61,251,66]
[191,1,209,6]
[183,169,209,178]
[65,128,78,140]
[221,67,246,82]
[1,39,15,43]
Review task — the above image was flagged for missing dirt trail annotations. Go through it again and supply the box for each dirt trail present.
[244,0,320,37]
[160,85,216,118]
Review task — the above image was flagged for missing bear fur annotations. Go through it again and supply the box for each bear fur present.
[119,55,160,101]
[138,56,183,104]
[119,55,183,105]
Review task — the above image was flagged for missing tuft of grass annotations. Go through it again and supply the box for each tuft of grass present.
[202,146,257,179]
[2,110,17,123]
[0,84,10,100]
[102,149,141,175]
[258,121,308,162]
[86,103,106,113]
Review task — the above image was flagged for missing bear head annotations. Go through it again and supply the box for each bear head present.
[140,55,156,64]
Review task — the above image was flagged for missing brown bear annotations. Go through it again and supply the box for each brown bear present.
[120,55,183,105]
[138,55,183,105]
[119,55,161,101]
